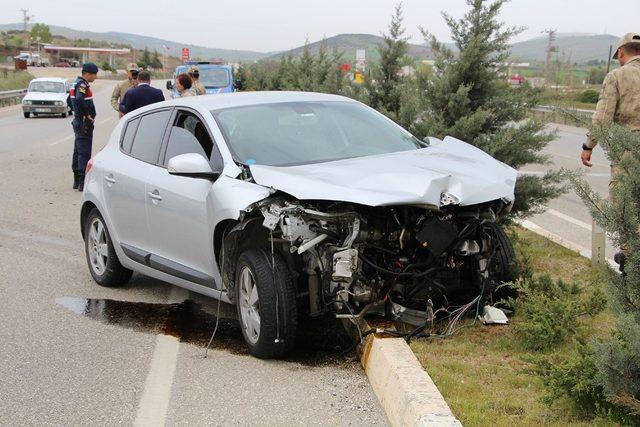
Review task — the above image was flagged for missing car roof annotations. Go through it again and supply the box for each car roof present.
[30,77,68,83]
[127,91,359,119]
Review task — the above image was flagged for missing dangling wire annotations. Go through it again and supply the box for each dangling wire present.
[204,239,225,358]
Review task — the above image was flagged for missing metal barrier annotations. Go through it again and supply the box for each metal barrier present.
[531,105,595,127]
[0,89,27,107]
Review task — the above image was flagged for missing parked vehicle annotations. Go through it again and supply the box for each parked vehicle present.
[166,61,235,98]
[16,51,49,67]
[54,62,71,68]
[22,77,72,118]
[81,92,517,358]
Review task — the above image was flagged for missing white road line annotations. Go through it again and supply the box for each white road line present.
[133,286,188,427]
[546,208,593,231]
[47,117,114,146]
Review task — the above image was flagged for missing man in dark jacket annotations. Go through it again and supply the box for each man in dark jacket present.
[121,70,165,114]
[70,62,98,191]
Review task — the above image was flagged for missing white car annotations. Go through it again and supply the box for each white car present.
[81,92,518,358]
[22,77,72,118]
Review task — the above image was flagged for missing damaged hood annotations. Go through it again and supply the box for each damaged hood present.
[249,136,517,207]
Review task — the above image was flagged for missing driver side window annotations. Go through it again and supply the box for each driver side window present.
[163,111,215,166]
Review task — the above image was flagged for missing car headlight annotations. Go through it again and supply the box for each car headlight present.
[23,100,32,105]
[440,192,460,207]
[55,101,64,106]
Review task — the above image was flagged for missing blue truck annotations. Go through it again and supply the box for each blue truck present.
[166,61,235,98]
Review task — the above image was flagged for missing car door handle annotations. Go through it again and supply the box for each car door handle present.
[105,175,116,184]
[147,191,162,201]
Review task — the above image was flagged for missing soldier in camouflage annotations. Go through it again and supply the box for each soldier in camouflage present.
[110,63,139,116]
[581,32,640,272]
[188,65,206,95]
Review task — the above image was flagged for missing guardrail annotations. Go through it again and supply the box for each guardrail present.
[531,104,595,127]
[0,89,27,107]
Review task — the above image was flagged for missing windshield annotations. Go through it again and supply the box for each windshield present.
[176,67,230,88]
[29,81,65,93]
[212,101,423,166]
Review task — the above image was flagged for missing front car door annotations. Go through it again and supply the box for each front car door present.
[102,108,172,259]
[145,108,224,288]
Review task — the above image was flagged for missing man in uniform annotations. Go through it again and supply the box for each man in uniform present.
[70,62,99,192]
[581,32,640,272]
[110,63,139,117]
[188,65,206,95]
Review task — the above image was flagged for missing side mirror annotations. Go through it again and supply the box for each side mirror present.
[167,153,219,180]
[233,79,244,91]
[166,80,173,90]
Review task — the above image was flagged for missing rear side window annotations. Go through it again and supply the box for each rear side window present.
[129,110,171,164]
[120,118,140,154]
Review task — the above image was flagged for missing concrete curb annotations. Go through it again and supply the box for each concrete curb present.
[353,322,462,427]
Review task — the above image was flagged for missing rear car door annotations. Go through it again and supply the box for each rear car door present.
[145,109,224,287]
[102,109,172,258]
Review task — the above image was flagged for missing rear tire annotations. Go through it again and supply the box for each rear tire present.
[84,208,133,287]
[23,112,30,118]
[235,248,297,359]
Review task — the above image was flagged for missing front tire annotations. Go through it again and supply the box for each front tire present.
[235,248,297,358]
[84,208,132,287]
[23,112,30,119]
[485,222,517,300]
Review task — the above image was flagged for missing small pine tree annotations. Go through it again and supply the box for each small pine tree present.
[150,50,163,70]
[366,3,409,120]
[138,47,152,69]
[571,123,640,416]
[412,0,564,218]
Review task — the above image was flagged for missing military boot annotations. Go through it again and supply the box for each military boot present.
[77,174,85,192]
[73,173,80,190]
[614,251,627,277]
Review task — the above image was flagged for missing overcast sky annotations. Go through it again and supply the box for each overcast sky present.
[2,0,635,52]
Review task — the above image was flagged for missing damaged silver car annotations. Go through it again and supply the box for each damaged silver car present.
[81,92,517,358]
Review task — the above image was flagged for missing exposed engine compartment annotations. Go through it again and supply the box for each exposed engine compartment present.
[251,196,514,322]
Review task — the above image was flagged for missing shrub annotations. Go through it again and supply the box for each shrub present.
[576,89,599,104]
[514,275,606,351]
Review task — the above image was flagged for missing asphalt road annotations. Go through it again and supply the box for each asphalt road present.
[0,73,387,426]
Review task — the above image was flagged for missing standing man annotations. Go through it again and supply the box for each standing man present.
[581,32,640,272]
[70,62,99,192]
[111,63,139,117]
[121,70,165,114]
[188,65,206,95]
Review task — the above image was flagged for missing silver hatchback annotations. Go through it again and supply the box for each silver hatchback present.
[81,91,518,358]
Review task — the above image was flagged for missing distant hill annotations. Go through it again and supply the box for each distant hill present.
[263,33,436,62]
[0,23,268,62]
[509,33,619,63]
[0,23,619,65]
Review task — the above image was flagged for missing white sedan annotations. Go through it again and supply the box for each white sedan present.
[81,91,517,358]
[22,77,71,118]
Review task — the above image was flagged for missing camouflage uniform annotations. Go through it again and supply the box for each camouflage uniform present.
[110,79,135,112]
[187,65,206,95]
[192,79,206,95]
[586,56,640,150]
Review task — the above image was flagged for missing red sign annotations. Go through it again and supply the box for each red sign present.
[340,63,351,72]
[181,48,190,61]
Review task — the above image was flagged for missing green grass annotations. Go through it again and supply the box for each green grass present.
[0,70,34,91]
[409,227,616,426]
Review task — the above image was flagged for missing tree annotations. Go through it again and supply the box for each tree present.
[572,123,640,418]
[137,47,152,69]
[366,3,409,120]
[412,0,563,218]
[30,23,52,44]
[150,50,163,70]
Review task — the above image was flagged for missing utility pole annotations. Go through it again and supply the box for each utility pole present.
[543,29,557,84]
[20,8,33,51]
[606,44,613,73]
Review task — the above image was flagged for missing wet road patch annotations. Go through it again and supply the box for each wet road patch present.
[56,297,356,367]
